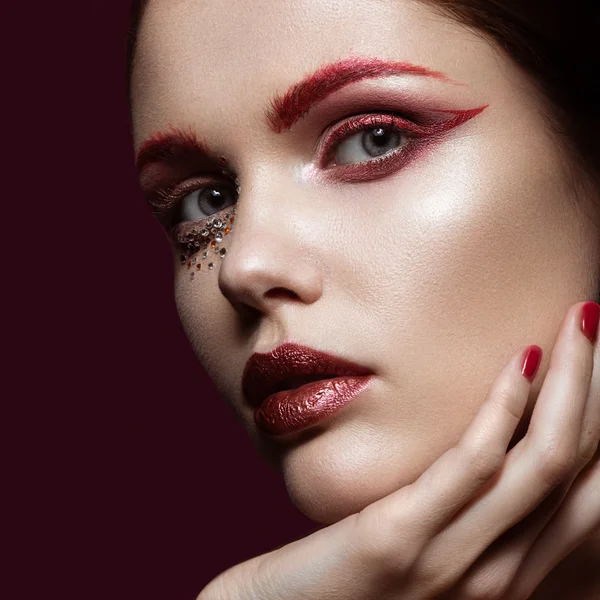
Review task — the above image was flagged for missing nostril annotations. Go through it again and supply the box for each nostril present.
[265,287,299,300]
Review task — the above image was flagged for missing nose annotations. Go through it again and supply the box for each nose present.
[217,186,324,317]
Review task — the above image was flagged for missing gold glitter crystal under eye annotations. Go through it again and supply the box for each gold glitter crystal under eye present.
[178,206,237,280]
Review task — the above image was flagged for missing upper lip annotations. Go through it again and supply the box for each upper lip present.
[242,341,374,408]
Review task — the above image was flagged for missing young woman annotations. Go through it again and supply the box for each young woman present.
[127,1,600,597]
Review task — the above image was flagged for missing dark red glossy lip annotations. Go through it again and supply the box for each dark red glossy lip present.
[242,341,374,409]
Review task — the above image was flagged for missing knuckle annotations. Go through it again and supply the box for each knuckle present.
[460,444,505,484]
[490,387,523,424]
[409,554,462,595]
[351,503,418,577]
[579,427,600,462]
[457,567,513,600]
[460,582,509,600]
[537,441,578,487]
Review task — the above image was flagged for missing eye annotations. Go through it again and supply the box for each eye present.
[316,107,488,183]
[333,126,408,165]
[179,182,238,223]
[319,113,419,171]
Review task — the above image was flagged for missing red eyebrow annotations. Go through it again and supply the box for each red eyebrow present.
[266,56,457,133]
[135,125,213,174]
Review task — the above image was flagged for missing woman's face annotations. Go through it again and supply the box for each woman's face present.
[131,0,599,523]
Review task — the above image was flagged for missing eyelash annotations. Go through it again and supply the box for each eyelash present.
[317,112,434,183]
[159,111,434,240]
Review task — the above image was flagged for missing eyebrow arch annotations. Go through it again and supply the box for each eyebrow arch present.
[266,56,460,133]
[135,125,215,174]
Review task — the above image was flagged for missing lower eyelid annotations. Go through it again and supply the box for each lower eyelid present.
[318,106,484,180]
[318,105,484,168]
[320,136,426,183]
[320,128,416,170]
[328,128,413,168]
[318,113,425,165]
[166,179,238,223]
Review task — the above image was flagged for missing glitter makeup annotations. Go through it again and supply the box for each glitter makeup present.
[174,209,236,280]
[135,56,488,282]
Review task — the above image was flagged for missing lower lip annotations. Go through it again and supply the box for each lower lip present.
[254,375,373,436]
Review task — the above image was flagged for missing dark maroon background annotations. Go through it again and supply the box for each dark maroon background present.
[7,2,317,599]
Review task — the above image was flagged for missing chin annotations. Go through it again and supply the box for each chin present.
[276,420,429,525]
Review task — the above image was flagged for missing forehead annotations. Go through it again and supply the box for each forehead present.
[131,0,504,144]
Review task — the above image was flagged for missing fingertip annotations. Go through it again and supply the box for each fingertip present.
[520,345,543,382]
[580,301,600,345]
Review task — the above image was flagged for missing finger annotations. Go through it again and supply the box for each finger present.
[503,321,600,600]
[411,302,595,592]
[503,453,600,600]
[450,470,578,600]
[451,305,600,599]
[578,303,600,460]
[355,342,541,558]
[525,302,597,463]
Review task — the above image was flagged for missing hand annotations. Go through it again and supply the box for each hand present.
[199,301,600,600]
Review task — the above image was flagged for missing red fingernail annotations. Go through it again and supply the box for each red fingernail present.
[521,345,543,382]
[580,302,600,344]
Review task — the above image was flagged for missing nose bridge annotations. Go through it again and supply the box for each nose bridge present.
[217,168,323,313]
[233,164,311,246]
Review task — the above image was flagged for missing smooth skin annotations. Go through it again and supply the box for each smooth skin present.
[200,302,599,598]
[130,0,600,597]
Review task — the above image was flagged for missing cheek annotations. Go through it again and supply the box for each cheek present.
[172,205,240,349]
[173,259,230,377]
[174,271,227,358]
[366,132,591,426]
[174,279,251,428]
[363,115,590,334]
[173,207,238,277]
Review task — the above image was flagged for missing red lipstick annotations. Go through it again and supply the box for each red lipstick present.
[242,342,374,436]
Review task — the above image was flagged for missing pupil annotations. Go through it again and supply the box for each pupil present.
[371,128,389,146]
[208,188,223,208]
[362,126,401,157]
[198,186,231,214]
